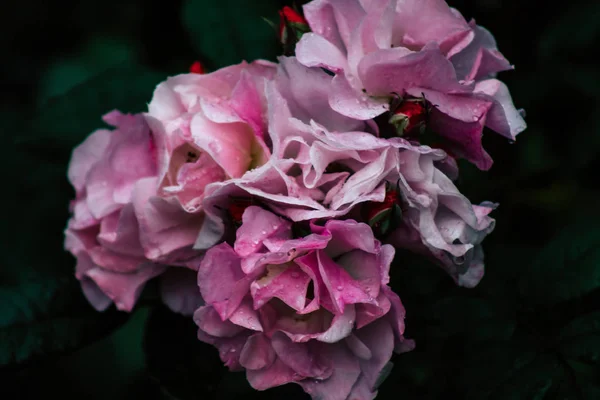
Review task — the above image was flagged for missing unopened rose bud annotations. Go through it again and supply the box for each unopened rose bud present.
[228,197,255,226]
[363,186,402,236]
[189,61,205,74]
[389,100,427,137]
[278,6,310,55]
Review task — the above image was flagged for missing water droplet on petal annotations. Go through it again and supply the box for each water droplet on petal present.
[336,285,343,291]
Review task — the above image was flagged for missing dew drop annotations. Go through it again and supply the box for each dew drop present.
[336,285,344,291]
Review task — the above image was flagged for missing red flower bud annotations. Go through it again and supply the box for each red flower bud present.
[189,61,205,74]
[228,197,254,225]
[389,100,427,137]
[280,6,307,25]
[364,189,398,223]
[278,6,310,55]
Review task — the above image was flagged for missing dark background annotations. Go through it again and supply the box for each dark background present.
[1,0,599,399]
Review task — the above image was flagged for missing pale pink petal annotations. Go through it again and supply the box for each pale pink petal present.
[83,262,166,312]
[67,128,111,193]
[475,79,527,139]
[132,177,204,262]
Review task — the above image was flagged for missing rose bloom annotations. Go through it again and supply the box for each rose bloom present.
[195,206,413,399]
[295,0,526,169]
[193,63,493,286]
[64,111,203,313]
[144,60,276,212]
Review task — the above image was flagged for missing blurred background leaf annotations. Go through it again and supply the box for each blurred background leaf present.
[182,0,284,69]
[0,276,127,368]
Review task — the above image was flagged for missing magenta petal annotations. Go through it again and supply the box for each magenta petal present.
[160,267,205,316]
[318,250,373,314]
[240,333,276,370]
[428,106,493,170]
[235,206,291,257]
[355,290,392,329]
[229,297,263,331]
[197,329,250,371]
[194,306,245,337]
[228,69,273,145]
[406,87,492,123]
[344,334,372,360]
[354,319,395,390]
[271,332,332,379]
[198,243,250,320]
[336,250,382,297]
[324,219,379,258]
[315,305,356,343]
[298,343,361,400]
[251,264,312,311]
[384,287,409,352]
[246,357,299,391]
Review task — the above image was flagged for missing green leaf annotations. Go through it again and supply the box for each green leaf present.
[182,0,281,69]
[0,276,127,370]
[18,62,164,151]
[519,218,600,306]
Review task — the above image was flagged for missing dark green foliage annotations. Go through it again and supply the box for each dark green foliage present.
[182,0,283,69]
[0,277,127,369]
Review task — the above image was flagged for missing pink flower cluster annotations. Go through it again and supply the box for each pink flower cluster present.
[64,1,525,399]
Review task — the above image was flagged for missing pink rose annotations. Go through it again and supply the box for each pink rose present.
[144,60,276,212]
[64,111,203,313]
[194,207,413,399]
[295,0,526,169]
[192,76,445,248]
